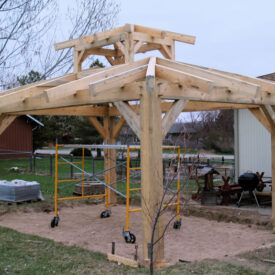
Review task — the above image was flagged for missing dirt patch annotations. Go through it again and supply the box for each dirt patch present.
[0,204,274,265]
[182,203,272,228]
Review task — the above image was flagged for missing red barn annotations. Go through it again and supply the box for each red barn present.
[0,115,43,159]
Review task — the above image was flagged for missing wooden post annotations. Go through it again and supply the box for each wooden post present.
[272,128,275,232]
[140,83,164,265]
[89,114,125,205]
[260,105,275,232]
[73,50,82,73]
[104,116,117,205]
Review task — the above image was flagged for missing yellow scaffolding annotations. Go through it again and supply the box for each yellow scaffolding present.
[51,144,109,227]
[124,146,182,242]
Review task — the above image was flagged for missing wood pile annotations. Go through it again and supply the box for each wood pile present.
[73,181,105,196]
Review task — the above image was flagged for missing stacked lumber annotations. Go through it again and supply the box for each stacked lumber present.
[73,181,105,196]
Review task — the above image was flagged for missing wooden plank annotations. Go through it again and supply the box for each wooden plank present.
[134,24,196,44]
[111,117,126,139]
[88,117,106,138]
[54,26,126,50]
[89,65,147,96]
[249,108,271,132]
[113,101,140,139]
[107,253,138,267]
[162,100,188,138]
[140,83,164,264]
[0,115,17,135]
[146,57,156,92]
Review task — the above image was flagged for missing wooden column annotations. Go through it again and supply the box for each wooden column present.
[89,113,125,205]
[260,105,275,232]
[140,83,164,264]
[104,115,117,205]
[272,127,275,232]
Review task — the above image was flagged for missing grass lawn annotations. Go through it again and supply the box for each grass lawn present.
[0,226,266,275]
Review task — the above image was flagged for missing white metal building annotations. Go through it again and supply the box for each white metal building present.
[234,109,271,180]
[234,73,275,180]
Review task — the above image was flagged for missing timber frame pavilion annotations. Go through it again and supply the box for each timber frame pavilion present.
[1,24,275,265]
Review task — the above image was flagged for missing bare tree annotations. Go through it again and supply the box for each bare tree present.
[0,0,120,90]
[0,0,57,89]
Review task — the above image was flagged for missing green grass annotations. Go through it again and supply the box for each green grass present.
[0,226,146,275]
[0,157,141,207]
[0,226,266,275]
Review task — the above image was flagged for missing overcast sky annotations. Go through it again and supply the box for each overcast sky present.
[118,0,275,77]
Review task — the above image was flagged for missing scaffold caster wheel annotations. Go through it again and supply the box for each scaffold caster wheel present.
[173,219,181,229]
[100,210,111,218]
[50,216,59,228]
[122,230,136,244]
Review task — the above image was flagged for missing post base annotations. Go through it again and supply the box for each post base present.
[143,259,166,268]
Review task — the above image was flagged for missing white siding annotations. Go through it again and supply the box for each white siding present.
[236,109,271,177]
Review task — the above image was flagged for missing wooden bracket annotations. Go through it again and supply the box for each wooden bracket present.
[111,117,126,139]
[260,105,275,129]
[162,100,188,138]
[159,44,172,59]
[113,101,140,139]
[0,115,17,135]
[249,108,271,133]
[88,116,106,138]
[134,40,143,53]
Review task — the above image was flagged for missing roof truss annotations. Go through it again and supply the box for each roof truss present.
[1,56,275,117]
